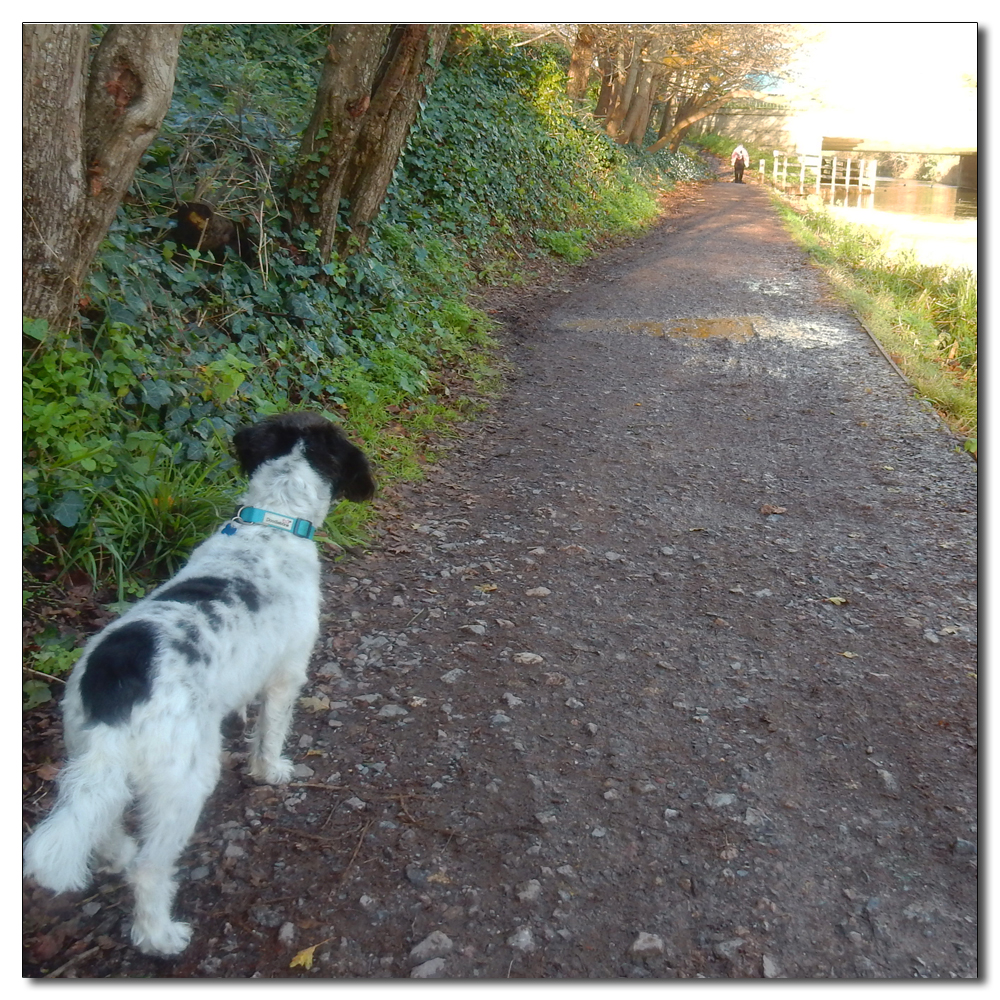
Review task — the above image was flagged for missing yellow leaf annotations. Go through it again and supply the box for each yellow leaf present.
[827,596,849,606]
[476,583,498,593]
[841,651,858,659]
[290,945,318,970]
[298,695,331,714]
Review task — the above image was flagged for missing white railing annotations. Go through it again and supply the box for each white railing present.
[769,150,878,194]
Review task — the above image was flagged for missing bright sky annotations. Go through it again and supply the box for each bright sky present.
[784,22,978,146]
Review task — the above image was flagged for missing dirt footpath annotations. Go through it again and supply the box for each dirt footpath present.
[23,174,978,979]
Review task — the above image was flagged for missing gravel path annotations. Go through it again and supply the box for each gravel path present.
[24,171,978,979]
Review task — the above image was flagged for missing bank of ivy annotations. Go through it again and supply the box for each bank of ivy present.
[23,26,712,646]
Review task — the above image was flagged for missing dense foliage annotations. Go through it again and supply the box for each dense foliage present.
[24,26,713,700]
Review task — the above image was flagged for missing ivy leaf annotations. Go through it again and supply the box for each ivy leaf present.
[22,317,49,341]
[141,380,174,408]
[49,491,87,528]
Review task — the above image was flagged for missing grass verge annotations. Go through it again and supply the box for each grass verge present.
[772,193,977,453]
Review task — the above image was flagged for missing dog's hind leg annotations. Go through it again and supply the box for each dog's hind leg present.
[95,819,138,875]
[128,741,221,956]
[248,660,308,785]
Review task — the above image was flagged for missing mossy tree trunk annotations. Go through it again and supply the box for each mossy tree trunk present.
[22,24,183,328]
[288,23,450,262]
[286,24,391,263]
[338,24,450,254]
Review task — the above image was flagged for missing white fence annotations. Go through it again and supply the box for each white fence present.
[768,151,878,194]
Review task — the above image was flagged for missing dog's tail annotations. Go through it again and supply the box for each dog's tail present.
[23,728,132,893]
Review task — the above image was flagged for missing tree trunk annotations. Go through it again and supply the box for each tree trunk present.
[286,24,391,263]
[566,24,597,102]
[593,56,615,119]
[645,92,734,154]
[604,37,641,138]
[618,54,660,145]
[338,24,449,253]
[23,23,183,328]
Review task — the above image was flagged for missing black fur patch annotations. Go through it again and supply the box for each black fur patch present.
[80,621,157,725]
[231,579,261,613]
[170,640,205,665]
[153,575,261,616]
[153,576,232,605]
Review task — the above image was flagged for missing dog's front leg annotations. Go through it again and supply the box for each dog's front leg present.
[248,663,307,785]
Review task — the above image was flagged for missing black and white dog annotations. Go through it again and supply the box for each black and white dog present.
[23,412,375,956]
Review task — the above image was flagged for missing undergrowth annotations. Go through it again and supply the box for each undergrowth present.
[23,25,709,703]
[772,195,977,450]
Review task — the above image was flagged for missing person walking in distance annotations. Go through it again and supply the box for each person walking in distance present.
[731,143,750,183]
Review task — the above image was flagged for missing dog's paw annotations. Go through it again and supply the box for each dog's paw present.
[131,918,192,956]
[248,755,294,785]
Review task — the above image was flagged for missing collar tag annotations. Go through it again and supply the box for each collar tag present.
[233,506,316,540]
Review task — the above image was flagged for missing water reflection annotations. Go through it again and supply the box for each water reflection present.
[785,179,976,220]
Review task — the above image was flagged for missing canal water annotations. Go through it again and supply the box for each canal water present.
[782,178,978,272]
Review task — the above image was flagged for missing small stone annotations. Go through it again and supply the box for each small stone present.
[507,927,535,952]
[762,954,780,978]
[516,879,542,902]
[877,768,899,792]
[605,551,625,562]
[514,652,544,665]
[491,713,513,726]
[343,796,368,811]
[604,789,621,801]
[713,938,744,961]
[663,808,680,820]
[440,668,465,684]
[591,826,608,838]
[503,692,524,707]
[630,932,665,957]
[526,587,552,597]
[953,838,977,856]
[410,958,446,978]
[188,866,210,881]
[291,763,315,779]
[584,722,598,735]
[922,629,941,645]
[565,697,585,709]
[706,792,737,810]
[377,704,408,719]
[410,930,454,963]
[278,922,296,946]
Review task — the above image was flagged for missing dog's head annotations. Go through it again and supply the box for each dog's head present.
[233,412,376,502]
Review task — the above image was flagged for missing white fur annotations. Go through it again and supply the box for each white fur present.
[24,437,342,956]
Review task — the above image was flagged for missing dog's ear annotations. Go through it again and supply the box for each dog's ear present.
[234,413,375,502]
[333,436,377,503]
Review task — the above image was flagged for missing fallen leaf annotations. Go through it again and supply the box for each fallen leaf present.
[827,596,849,606]
[290,943,321,970]
[759,505,787,515]
[475,583,498,593]
[298,696,331,714]
[35,763,60,781]
[841,651,858,659]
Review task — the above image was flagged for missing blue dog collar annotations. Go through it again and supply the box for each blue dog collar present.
[226,506,316,540]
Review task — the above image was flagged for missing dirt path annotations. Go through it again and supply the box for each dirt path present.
[24,172,978,979]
